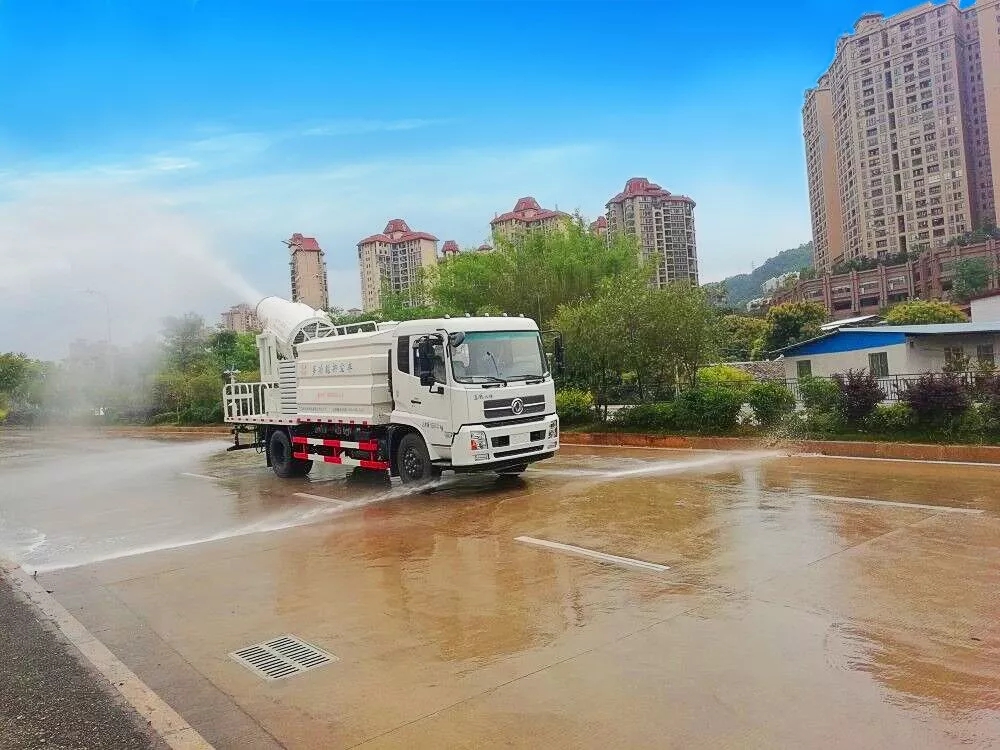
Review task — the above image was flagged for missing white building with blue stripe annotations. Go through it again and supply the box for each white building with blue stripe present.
[777,324,1000,380]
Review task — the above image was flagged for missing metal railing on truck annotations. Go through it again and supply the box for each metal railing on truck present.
[224,382,276,421]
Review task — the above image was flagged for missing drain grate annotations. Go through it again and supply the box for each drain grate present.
[229,635,338,681]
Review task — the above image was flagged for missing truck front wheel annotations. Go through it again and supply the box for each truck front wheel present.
[269,429,312,478]
[397,433,437,485]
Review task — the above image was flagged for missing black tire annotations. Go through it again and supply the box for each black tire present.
[396,433,436,485]
[269,429,312,478]
[497,463,527,476]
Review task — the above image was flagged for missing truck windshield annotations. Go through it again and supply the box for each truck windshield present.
[450,331,548,383]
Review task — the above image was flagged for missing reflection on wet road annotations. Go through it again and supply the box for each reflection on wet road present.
[2,429,1000,748]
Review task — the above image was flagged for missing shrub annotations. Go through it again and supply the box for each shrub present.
[611,402,675,431]
[798,376,841,413]
[833,369,885,425]
[801,409,844,435]
[555,388,594,424]
[900,374,970,428]
[975,375,1000,437]
[673,386,744,432]
[696,365,753,389]
[747,381,795,427]
[865,403,915,434]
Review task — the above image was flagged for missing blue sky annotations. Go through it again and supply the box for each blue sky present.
[0,0,935,355]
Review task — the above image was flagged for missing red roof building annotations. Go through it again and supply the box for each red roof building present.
[441,240,460,258]
[357,219,439,312]
[284,233,329,310]
[589,215,608,236]
[490,196,571,239]
[605,177,698,287]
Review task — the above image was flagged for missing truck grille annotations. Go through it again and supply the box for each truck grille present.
[483,395,546,419]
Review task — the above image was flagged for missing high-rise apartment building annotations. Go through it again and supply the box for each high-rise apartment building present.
[604,177,698,286]
[357,219,439,311]
[220,303,260,333]
[490,197,571,240]
[804,0,1000,273]
[589,215,608,236]
[284,233,329,311]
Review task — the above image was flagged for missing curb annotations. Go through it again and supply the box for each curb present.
[561,432,1000,464]
[0,559,214,750]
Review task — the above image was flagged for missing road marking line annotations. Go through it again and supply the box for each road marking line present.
[809,494,984,515]
[514,536,669,572]
[0,560,214,750]
[180,472,217,481]
[293,492,350,507]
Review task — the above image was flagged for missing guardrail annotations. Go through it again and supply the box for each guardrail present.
[763,371,988,403]
[223,381,277,420]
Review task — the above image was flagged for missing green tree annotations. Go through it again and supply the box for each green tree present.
[553,270,718,412]
[885,299,967,324]
[718,315,771,361]
[161,313,212,370]
[764,301,827,352]
[951,257,993,301]
[0,353,32,396]
[433,218,639,325]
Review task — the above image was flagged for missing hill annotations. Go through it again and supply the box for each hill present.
[712,242,813,309]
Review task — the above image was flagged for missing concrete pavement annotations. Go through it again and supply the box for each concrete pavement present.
[3,430,1000,748]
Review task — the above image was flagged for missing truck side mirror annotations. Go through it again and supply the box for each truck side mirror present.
[554,336,565,374]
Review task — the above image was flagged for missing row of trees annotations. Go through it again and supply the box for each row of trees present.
[0,317,260,426]
[1,214,985,427]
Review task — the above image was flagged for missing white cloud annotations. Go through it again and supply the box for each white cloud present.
[0,139,602,358]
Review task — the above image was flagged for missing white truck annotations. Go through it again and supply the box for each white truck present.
[223,296,561,483]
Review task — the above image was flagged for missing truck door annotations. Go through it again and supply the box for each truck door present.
[392,333,450,451]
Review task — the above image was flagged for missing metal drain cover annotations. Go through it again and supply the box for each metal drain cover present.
[229,635,338,681]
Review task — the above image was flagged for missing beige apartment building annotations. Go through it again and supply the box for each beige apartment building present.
[220,303,260,333]
[804,0,1000,273]
[605,177,698,286]
[441,240,460,260]
[358,219,439,311]
[490,197,571,240]
[284,233,329,311]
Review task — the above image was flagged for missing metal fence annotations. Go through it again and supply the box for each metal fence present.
[760,371,987,404]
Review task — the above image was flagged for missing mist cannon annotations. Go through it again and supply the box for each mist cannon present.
[254,296,336,360]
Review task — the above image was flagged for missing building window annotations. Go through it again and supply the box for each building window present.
[944,346,966,368]
[977,344,995,367]
[868,352,890,377]
[797,360,813,379]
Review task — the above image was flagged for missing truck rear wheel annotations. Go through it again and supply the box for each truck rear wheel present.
[397,433,437,485]
[269,429,312,478]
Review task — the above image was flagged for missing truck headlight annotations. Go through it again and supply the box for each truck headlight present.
[470,431,488,451]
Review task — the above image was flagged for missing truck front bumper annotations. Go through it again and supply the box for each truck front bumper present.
[449,414,559,469]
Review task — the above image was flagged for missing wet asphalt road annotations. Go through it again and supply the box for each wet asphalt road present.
[2,428,1000,748]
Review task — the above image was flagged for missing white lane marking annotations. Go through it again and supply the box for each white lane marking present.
[797,453,1000,469]
[293,492,350,507]
[1,560,214,749]
[809,494,984,515]
[514,536,669,572]
[180,472,217,481]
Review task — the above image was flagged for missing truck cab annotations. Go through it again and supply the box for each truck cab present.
[388,317,559,481]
